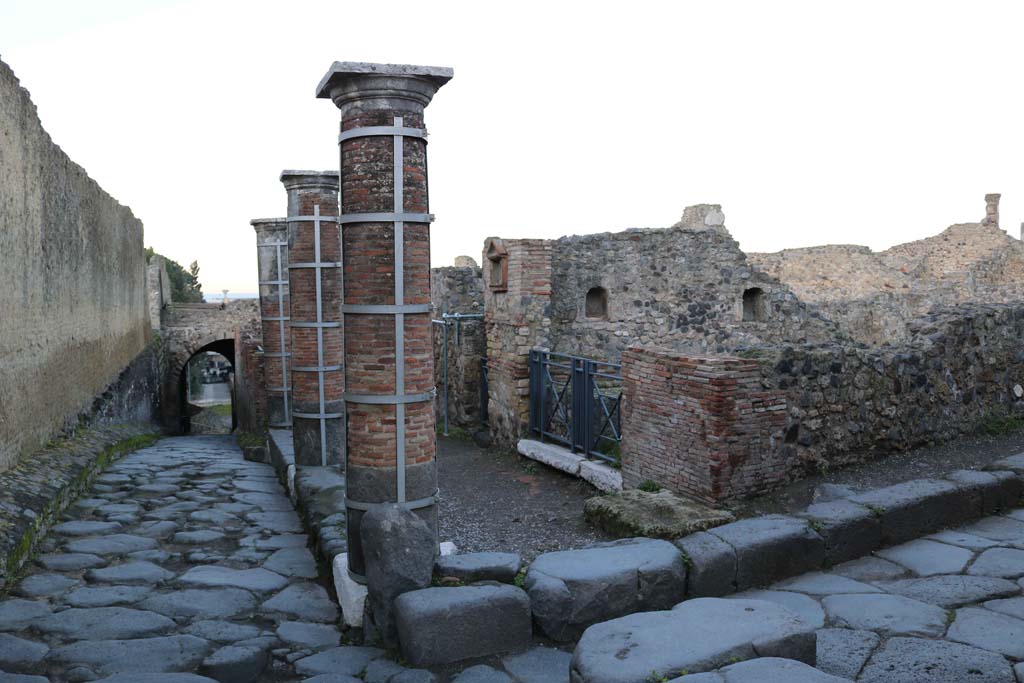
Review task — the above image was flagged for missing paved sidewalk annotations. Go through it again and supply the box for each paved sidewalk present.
[0,436,341,681]
[742,508,1024,682]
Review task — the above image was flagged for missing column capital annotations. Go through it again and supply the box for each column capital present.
[279,170,339,192]
[315,61,453,117]
[250,217,287,234]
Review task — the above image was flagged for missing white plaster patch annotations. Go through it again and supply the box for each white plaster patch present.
[579,459,623,493]
[517,439,584,475]
[332,553,367,628]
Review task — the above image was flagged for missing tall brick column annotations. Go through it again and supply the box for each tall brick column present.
[251,218,291,428]
[317,62,453,580]
[281,170,344,466]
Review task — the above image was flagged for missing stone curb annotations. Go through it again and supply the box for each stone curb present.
[674,467,1024,598]
[517,439,622,492]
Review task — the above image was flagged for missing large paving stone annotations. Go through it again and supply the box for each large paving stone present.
[876,539,974,576]
[275,621,340,650]
[199,644,267,683]
[821,593,948,637]
[960,516,1024,543]
[395,585,531,666]
[526,538,686,641]
[37,552,107,570]
[173,530,226,545]
[452,666,512,683]
[0,598,52,631]
[65,534,158,556]
[569,598,816,683]
[91,675,219,683]
[86,561,176,585]
[858,636,1014,683]
[293,646,386,677]
[261,582,338,623]
[986,453,1024,477]
[968,547,1024,578]
[501,646,571,683]
[48,635,212,676]
[15,572,77,597]
[38,606,174,640]
[815,628,880,680]
[727,590,825,629]
[299,676,362,683]
[135,520,180,539]
[673,657,853,682]
[52,520,123,536]
[364,658,405,683]
[247,511,302,533]
[232,492,294,511]
[773,572,882,596]
[184,620,263,644]
[947,606,1024,658]
[926,529,1001,550]
[831,556,908,582]
[799,500,880,566]
[0,633,48,668]
[878,575,1020,608]
[178,566,288,592]
[850,479,973,545]
[436,552,521,584]
[984,596,1024,620]
[65,585,151,607]
[706,515,824,590]
[0,673,51,683]
[675,531,735,597]
[140,588,258,620]
[262,547,318,579]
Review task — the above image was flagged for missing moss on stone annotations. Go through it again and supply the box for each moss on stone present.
[584,489,735,540]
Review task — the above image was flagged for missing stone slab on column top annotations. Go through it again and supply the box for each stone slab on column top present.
[251,218,287,230]
[279,170,339,191]
[316,61,453,114]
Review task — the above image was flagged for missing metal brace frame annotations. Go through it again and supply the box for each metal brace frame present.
[287,204,340,465]
[340,116,433,509]
[256,238,291,428]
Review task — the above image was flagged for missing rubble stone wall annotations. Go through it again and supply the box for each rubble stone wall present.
[0,59,150,472]
[622,305,1024,501]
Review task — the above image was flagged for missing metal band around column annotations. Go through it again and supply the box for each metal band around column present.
[257,239,291,428]
[288,204,334,465]
[339,116,436,507]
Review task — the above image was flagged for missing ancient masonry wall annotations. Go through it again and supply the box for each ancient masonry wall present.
[233,319,268,435]
[483,239,553,447]
[622,304,1024,501]
[0,59,150,472]
[431,264,486,429]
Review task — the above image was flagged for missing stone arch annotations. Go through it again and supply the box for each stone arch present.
[163,332,237,434]
[585,286,609,320]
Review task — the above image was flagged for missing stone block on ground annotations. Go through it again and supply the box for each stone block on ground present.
[583,490,733,540]
[798,499,880,566]
[332,553,367,628]
[675,531,736,597]
[360,504,436,646]
[517,439,583,476]
[821,593,948,637]
[944,470,1022,515]
[570,598,816,683]
[815,628,880,680]
[858,636,1015,683]
[394,584,531,666]
[706,515,824,590]
[525,538,686,641]
[849,479,973,545]
[578,460,622,493]
[672,657,854,682]
[986,453,1024,477]
[199,644,268,683]
[435,552,521,583]
[501,646,572,683]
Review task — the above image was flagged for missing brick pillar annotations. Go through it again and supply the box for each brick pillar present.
[251,218,291,429]
[281,170,344,466]
[317,62,453,580]
[984,193,1001,227]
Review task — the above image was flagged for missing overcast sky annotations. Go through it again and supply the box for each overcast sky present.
[2,0,1021,295]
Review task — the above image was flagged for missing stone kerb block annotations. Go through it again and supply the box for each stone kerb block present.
[987,453,1024,477]
[435,552,521,584]
[570,598,817,683]
[947,469,1024,514]
[675,531,737,597]
[849,479,975,545]
[705,515,825,591]
[524,538,686,642]
[798,499,880,566]
[517,439,584,476]
[394,585,531,666]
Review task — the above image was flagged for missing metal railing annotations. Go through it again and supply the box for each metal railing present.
[528,350,622,464]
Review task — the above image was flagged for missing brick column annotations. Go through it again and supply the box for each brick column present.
[251,218,291,429]
[281,170,343,466]
[317,62,452,580]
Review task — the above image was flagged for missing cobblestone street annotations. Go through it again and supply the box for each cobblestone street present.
[0,436,344,681]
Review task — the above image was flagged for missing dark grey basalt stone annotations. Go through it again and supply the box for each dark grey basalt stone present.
[526,538,686,641]
[849,479,973,545]
[798,499,880,566]
[394,584,532,666]
[706,515,824,590]
[435,552,521,584]
[675,531,736,597]
[858,636,1014,683]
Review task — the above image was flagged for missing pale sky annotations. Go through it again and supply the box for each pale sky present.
[2,0,1021,295]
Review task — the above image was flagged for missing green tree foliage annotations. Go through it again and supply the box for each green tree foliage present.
[145,247,204,302]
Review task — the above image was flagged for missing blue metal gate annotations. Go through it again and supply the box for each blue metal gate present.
[528,350,622,464]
